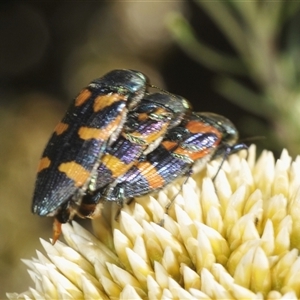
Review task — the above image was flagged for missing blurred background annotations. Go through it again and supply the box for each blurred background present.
[1,0,300,296]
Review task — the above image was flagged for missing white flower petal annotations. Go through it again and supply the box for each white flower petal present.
[181,264,201,290]
[99,273,122,298]
[119,211,144,243]
[154,261,169,289]
[147,274,162,299]
[125,247,153,288]
[12,147,300,299]
[106,262,142,290]
[119,284,144,300]
[168,277,194,299]
[201,268,233,299]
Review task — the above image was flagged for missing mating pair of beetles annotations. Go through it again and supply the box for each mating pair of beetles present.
[31,69,247,242]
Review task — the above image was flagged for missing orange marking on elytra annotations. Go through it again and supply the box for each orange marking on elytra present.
[78,114,123,140]
[161,140,178,151]
[54,122,69,135]
[75,89,92,106]
[186,121,222,138]
[138,162,165,189]
[78,127,104,140]
[58,162,90,187]
[137,113,148,122]
[102,154,134,178]
[38,157,51,172]
[174,146,213,161]
[93,93,125,112]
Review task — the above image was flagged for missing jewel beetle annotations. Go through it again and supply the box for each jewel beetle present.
[78,92,192,217]
[31,69,148,241]
[101,112,247,205]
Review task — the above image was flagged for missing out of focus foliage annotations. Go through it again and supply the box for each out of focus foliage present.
[1,0,300,297]
[167,1,300,155]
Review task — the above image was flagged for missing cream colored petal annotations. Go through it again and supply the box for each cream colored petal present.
[63,222,119,266]
[106,262,142,290]
[126,247,154,288]
[46,239,95,276]
[271,249,298,288]
[48,255,102,291]
[281,291,298,299]
[289,160,300,198]
[230,283,260,299]
[157,189,176,212]
[225,184,249,220]
[195,232,215,270]
[195,222,230,265]
[175,204,197,240]
[94,258,112,282]
[206,206,224,235]
[149,196,166,224]
[234,158,254,188]
[210,167,232,207]
[144,236,164,263]
[147,274,162,299]
[47,267,83,298]
[181,264,201,290]
[244,189,263,216]
[234,244,256,288]
[150,222,189,259]
[27,270,41,289]
[162,213,181,242]
[263,194,288,228]
[81,276,108,300]
[201,178,220,222]
[56,283,80,299]
[289,188,300,249]
[227,214,260,251]
[160,288,173,299]
[134,194,153,217]
[29,288,44,300]
[250,246,271,293]
[41,274,57,299]
[274,217,292,254]
[210,263,234,290]
[154,261,169,289]
[168,277,194,299]
[67,232,119,267]
[189,288,212,299]
[119,284,144,300]
[253,150,275,193]
[161,246,180,280]
[133,235,150,265]
[113,229,133,270]
[282,257,300,293]
[182,180,203,223]
[273,159,290,197]
[119,211,144,243]
[132,202,151,224]
[260,219,275,255]
[201,268,233,299]
[185,237,202,271]
[99,273,122,298]
[35,250,52,265]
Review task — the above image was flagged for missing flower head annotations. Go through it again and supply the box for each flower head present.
[7,145,300,299]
